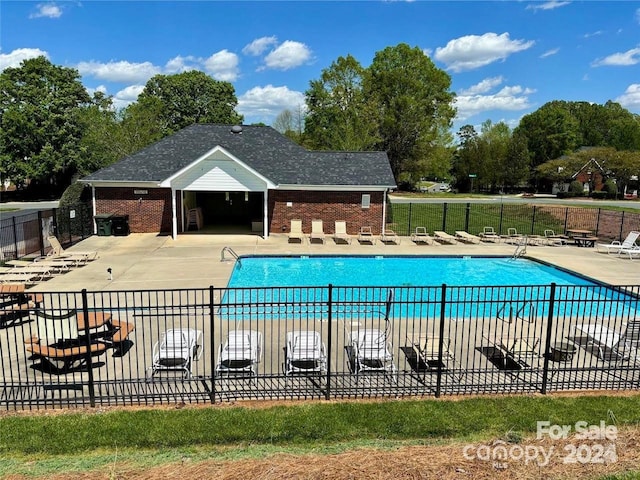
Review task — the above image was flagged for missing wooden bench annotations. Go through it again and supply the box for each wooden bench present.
[0,284,42,322]
[108,319,135,343]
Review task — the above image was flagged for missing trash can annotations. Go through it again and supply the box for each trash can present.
[94,214,113,236]
[111,214,130,236]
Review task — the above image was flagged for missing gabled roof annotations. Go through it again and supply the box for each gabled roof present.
[82,124,396,189]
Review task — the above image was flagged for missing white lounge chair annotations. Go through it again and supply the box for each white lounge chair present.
[381,228,401,245]
[619,245,640,260]
[455,231,481,244]
[357,226,376,245]
[411,227,433,245]
[575,321,640,361]
[350,328,396,379]
[310,219,326,244]
[45,235,98,262]
[149,328,203,378]
[284,331,327,377]
[288,219,305,243]
[333,221,352,244]
[433,231,457,244]
[544,229,568,246]
[408,335,463,378]
[479,227,500,243]
[502,228,523,245]
[216,330,263,380]
[597,231,640,254]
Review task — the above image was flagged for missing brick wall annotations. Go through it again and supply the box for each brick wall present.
[95,187,178,234]
[269,190,385,235]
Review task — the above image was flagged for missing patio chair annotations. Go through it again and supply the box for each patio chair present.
[433,231,457,244]
[288,219,305,243]
[455,231,481,244]
[492,335,540,369]
[596,231,640,254]
[502,227,523,245]
[284,330,327,378]
[575,320,640,360]
[409,335,459,372]
[544,229,568,246]
[25,310,107,373]
[148,328,203,378]
[333,220,352,244]
[618,244,640,260]
[575,320,640,361]
[357,226,376,245]
[410,227,433,245]
[350,328,396,379]
[216,330,263,380]
[310,219,326,244]
[479,227,501,243]
[45,235,98,263]
[381,228,401,245]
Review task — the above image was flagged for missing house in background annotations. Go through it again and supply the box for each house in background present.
[80,124,396,239]
[552,157,608,195]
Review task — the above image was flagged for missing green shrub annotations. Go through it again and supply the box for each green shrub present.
[569,180,585,196]
[591,191,608,200]
[603,179,618,199]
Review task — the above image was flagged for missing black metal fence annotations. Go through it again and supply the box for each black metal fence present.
[0,204,92,262]
[388,203,640,242]
[1,283,638,409]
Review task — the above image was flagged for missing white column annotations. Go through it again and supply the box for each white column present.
[263,188,269,238]
[382,189,388,232]
[171,188,177,240]
[91,185,97,234]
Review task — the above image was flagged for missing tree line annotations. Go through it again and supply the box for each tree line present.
[1,49,640,199]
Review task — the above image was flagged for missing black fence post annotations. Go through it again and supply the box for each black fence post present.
[209,285,216,404]
[619,211,625,242]
[563,208,569,235]
[11,216,18,259]
[540,283,556,395]
[442,203,448,232]
[435,283,447,398]
[325,284,333,400]
[408,203,413,236]
[595,208,601,237]
[464,203,471,233]
[530,206,537,235]
[81,289,97,407]
[498,203,504,235]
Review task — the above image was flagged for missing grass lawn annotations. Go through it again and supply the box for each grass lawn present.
[1,394,639,478]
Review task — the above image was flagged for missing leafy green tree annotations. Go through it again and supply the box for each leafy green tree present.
[503,131,530,189]
[304,55,379,151]
[0,56,91,191]
[272,107,306,145]
[365,44,456,182]
[133,71,243,137]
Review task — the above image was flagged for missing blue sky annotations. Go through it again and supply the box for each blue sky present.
[2,1,640,133]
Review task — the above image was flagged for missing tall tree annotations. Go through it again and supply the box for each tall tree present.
[365,44,456,183]
[304,55,379,151]
[0,56,91,191]
[133,71,243,136]
[272,107,306,144]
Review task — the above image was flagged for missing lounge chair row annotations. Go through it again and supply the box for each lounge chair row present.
[288,220,401,245]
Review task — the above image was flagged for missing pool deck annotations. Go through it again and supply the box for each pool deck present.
[28,232,639,293]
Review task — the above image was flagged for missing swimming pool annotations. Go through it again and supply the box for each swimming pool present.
[221,255,638,320]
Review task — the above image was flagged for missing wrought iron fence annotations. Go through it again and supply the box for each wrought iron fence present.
[1,283,638,409]
[0,204,92,262]
[388,203,640,242]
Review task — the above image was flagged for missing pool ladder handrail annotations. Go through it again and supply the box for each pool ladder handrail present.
[221,246,239,263]
[512,236,528,259]
[497,301,536,324]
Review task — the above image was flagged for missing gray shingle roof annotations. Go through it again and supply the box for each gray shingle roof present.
[82,124,396,188]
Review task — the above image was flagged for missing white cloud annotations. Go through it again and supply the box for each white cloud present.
[0,48,49,71]
[459,76,504,95]
[584,30,603,38]
[164,55,200,74]
[592,47,640,67]
[540,48,560,58]
[237,84,306,120]
[526,1,570,11]
[434,32,534,72]
[455,79,535,121]
[615,84,640,111]
[112,84,145,110]
[203,50,239,81]
[243,36,278,56]
[29,3,62,19]
[262,41,312,71]
[76,60,161,83]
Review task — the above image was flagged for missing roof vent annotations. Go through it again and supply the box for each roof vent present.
[231,125,243,134]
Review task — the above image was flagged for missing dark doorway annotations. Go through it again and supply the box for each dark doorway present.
[194,191,263,229]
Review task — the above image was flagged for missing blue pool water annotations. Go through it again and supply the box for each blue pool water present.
[227,256,595,288]
[221,256,638,320]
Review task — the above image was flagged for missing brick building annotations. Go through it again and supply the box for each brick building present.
[81,124,396,239]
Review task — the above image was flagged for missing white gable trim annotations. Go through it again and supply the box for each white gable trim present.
[159,145,276,189]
